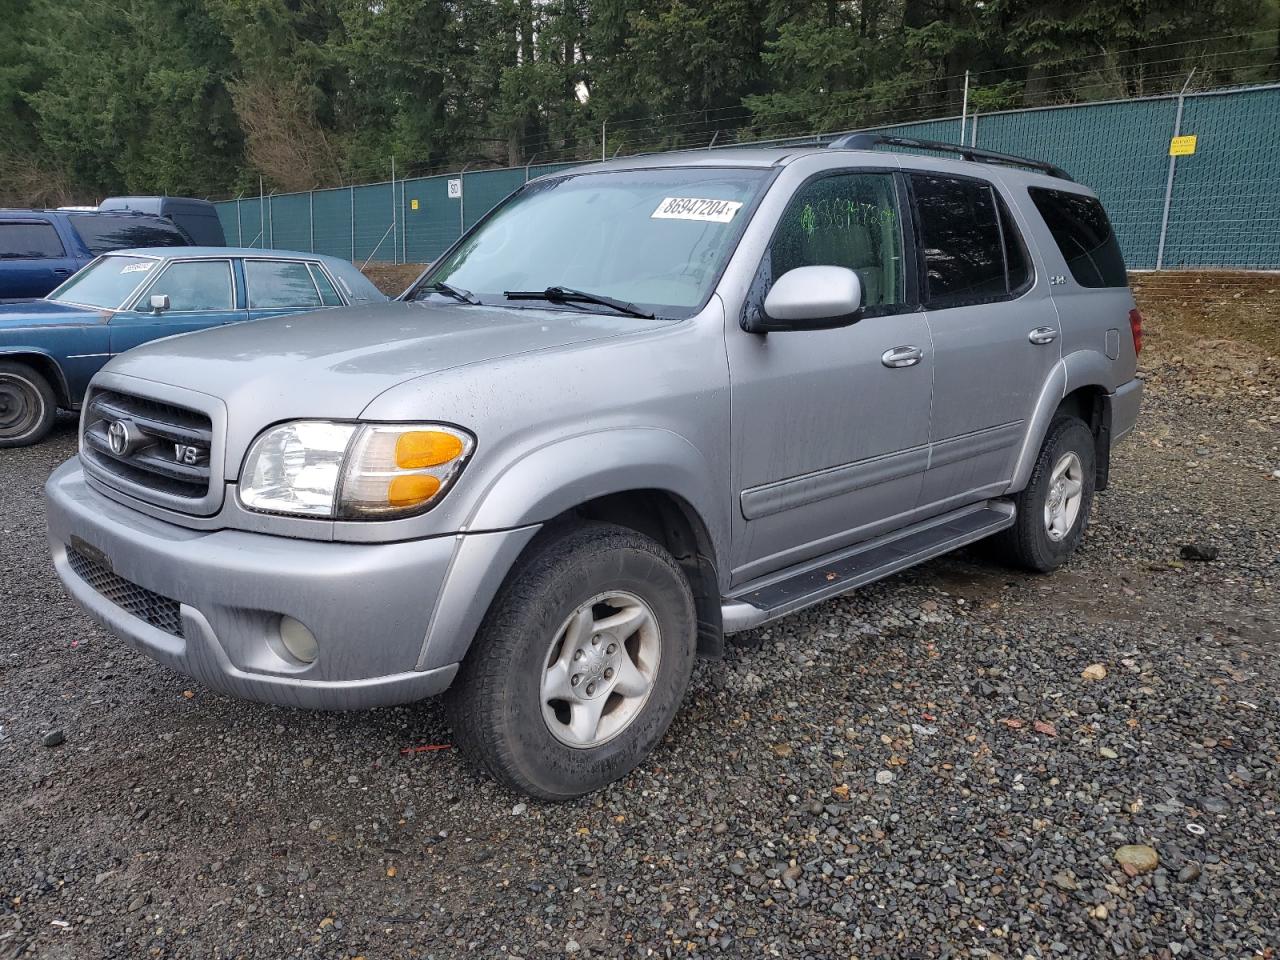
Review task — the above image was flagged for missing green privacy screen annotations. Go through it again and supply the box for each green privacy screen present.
[216,85,1280,270]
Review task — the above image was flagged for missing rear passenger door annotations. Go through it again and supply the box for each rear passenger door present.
[0,219,79,300]
[243,259,344,322]
[909,172,1060,513]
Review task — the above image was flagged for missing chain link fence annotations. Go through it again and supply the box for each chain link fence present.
[216,83,1280,271]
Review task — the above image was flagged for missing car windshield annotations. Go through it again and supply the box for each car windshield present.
[412,166,771,318]
[48,255,159,309]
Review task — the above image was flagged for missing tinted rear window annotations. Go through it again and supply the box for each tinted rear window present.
[69,214,191,254]
[0,221,65,258]
[1028,188,1127,287]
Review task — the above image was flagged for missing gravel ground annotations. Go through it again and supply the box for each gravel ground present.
[2,279,1278,959]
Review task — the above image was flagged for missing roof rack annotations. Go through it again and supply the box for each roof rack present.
[826,133,1073,182]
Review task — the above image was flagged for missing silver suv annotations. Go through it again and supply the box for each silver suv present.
[46,136,1143,799]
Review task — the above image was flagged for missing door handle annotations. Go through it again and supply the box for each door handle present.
[52,268,71,276]
[1028,326,1059,345]
[881,345,923,368]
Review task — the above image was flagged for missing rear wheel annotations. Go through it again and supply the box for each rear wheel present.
[0,361,57,448]
[444,522,697,800]
[991,415,1096,572]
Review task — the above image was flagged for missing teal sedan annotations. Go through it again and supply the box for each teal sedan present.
[0,248,386,446]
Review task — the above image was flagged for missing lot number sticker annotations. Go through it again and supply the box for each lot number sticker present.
[447,178,462,199]
[652,197,743,223]
[120,261,153,274]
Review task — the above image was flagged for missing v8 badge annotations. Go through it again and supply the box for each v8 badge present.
[174,442,203,465]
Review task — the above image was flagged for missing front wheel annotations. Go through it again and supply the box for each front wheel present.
[991,415,1096,572]
[444,522,697,800]
[0,361,57,448]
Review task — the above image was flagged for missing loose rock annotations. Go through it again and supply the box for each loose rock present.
[1115,844,1160,875]
[1179,543,1220,562]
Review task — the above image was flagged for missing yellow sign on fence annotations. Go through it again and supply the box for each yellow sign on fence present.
[1169,135,1197,156]
[410,198,419,210]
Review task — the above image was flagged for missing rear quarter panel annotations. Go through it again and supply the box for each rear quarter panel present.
[1004,178,1138,392]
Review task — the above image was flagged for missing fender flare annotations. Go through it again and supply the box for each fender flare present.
[1008,349,1116,492]
[0,347,72,407]
[465,427,729,552]
[417,428,729,671]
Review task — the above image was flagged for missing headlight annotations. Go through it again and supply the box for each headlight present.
[239,421,474,519]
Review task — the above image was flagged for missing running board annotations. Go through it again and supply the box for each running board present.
[721,500,1015,633]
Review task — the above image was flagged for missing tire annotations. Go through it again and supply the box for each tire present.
[991,415,1096,573]
[0,361,57,448]
[444,521,698,800]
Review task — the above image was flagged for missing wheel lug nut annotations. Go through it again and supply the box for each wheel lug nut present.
[571,674,581,686]
[573,650,584,661]
[586,683,595,695]
[604,668,614,679]
[591,634,601,646]
[606,643,617,654]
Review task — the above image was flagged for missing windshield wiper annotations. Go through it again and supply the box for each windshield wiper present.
[504,286,654,319]
[420,281,480,305]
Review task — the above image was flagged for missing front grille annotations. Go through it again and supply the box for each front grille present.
[81,389,213,501]
[66,547,184,638]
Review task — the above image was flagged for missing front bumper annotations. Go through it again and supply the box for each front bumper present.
[45,458,535,710]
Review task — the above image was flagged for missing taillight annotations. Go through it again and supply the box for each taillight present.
[1128,308,1144,355]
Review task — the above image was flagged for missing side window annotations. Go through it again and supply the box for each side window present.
[909,174,1011,307]
[307,263,343,306]
[144,260,233,311]
[245,260,323,309]
[1028,188,1127,287]
[769,172,905,313]
[0,221,66,258]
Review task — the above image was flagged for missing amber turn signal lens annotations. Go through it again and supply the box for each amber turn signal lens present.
[395,430,465,469]
[387,474,441,507]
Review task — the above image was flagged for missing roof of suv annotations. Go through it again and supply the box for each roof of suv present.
[0,208,170,218]
[546,144,1092,195]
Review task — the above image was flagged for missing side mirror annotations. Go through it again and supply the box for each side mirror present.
[149,294,170,314]
[749,266,863,333]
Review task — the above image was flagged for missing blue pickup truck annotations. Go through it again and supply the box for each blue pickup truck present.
[0,247,386,446]
[0,209,195,301]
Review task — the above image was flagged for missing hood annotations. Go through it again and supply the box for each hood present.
[0,299,103,329]
[102,300,667,420]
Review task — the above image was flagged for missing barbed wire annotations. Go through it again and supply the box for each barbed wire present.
[218,34,1278,198]
[435,41,1276,164]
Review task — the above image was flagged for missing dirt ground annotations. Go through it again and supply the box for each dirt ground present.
[361,264,426,299]
[1,270,1276,959]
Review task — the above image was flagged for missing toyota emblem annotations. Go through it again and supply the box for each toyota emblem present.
[106,418,139,456]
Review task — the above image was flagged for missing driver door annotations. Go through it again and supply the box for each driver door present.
[726,170,934,584]
[109,258,244,355]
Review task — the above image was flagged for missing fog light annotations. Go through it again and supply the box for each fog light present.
[278,616,318,664]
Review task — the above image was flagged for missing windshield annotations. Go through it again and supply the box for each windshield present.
[48,256,158,309]
[413,167,771,318]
